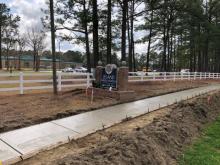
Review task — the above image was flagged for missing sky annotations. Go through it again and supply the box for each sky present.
[2,0,148,55]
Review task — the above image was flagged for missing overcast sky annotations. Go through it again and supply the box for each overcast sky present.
[3,0,148,55]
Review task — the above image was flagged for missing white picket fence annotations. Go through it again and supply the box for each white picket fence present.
[0,71,220,94]
[128,72,220,82]
[0,72,93,94]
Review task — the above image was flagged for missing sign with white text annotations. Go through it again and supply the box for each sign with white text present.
[101,65,117,89]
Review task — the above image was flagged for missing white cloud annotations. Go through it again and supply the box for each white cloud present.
[6,0,148,55]
[135,43,148,54]
[8,0,80,52]
[9,0,46,30]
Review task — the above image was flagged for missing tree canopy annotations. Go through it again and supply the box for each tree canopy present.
[1,0,220,72]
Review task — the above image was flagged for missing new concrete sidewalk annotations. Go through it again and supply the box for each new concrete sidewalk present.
[1,85,220,165]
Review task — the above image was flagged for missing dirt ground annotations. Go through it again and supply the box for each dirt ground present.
[16,90,220,165]
[0,80,218,133]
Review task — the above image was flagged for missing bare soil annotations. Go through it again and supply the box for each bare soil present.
[0,80,217,133]
[16,91,220,165]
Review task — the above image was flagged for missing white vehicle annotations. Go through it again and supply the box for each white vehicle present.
[75,67,87,73]
[62,67,74,72]
[181,69,190,75]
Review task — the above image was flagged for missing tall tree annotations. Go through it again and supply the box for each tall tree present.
[49,0,58,95]
[83,0,91,72]
[0,3,10,69]
[40,0,220,73]
[2,14,20,70]
[26,28,46,72]
[17,35,26,70]
[121,0,128,62]
[42,0,92,72]
[106,0,112,64]
[92,0,99,67]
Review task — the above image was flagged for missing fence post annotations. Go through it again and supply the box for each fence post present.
[205,72,207,79]
[209,72,211,79]
[58,72,62,92]
[19,72,24,95]
[153,71,156,80]
[188,72,190,81]
[181,72,183,80]
[141,72,144,81]
[164,72,167,81]
[174,72,176,81]
[87,73,90,87]
[194,72,196,80]
[200,72,202,80]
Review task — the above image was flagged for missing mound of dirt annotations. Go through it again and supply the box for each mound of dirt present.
[53,93,220,165]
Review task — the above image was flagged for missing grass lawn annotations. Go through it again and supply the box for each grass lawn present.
[180,116,220,165]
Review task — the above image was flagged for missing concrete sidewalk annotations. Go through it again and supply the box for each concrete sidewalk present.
[1,85,220,165]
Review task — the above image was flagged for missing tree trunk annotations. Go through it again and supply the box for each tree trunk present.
[49,0,58,94]
[193,47,196,72]
[106,0,112,64]
[130,0,135,71]
[35,52,40,72]
[121,0,127,62]
[146,10,154,72]
[198,49,201,72]
[85,25,91,72]
[161,18,167,71]
[127,1,134,71]
[173,38,176,71]
[197,24,202,72]
[189,28,194,72]
[0,25,2,69]
[204,35,209,72]
[166,26,170,71]
[33,49,36,71]
[18,51,21,70]
[93,0,99,67]
[132,41,136,71]
[170,30,173,71]
[6,48,9,71]
[83,0,91,72]
[127,9,132,70]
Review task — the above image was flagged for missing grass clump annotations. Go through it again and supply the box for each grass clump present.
[180,117,220,165]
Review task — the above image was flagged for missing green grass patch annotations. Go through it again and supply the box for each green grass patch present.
[180,117,220,165]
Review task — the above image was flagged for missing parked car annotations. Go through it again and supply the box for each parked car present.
[75,67,87,73]
[62,67,74,72]
[181,69,190,75]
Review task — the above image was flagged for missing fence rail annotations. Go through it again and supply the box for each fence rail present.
[128,72,220,82]
[0,72,93,94]
[0,71,220,94]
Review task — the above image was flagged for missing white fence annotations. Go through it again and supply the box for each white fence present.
[128,72,220,82]
[0,71,220,94]
[0,72,93,94]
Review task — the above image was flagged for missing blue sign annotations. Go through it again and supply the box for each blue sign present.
[101,68,117,89]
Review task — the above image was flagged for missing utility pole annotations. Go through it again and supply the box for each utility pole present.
[49,0,57,95]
